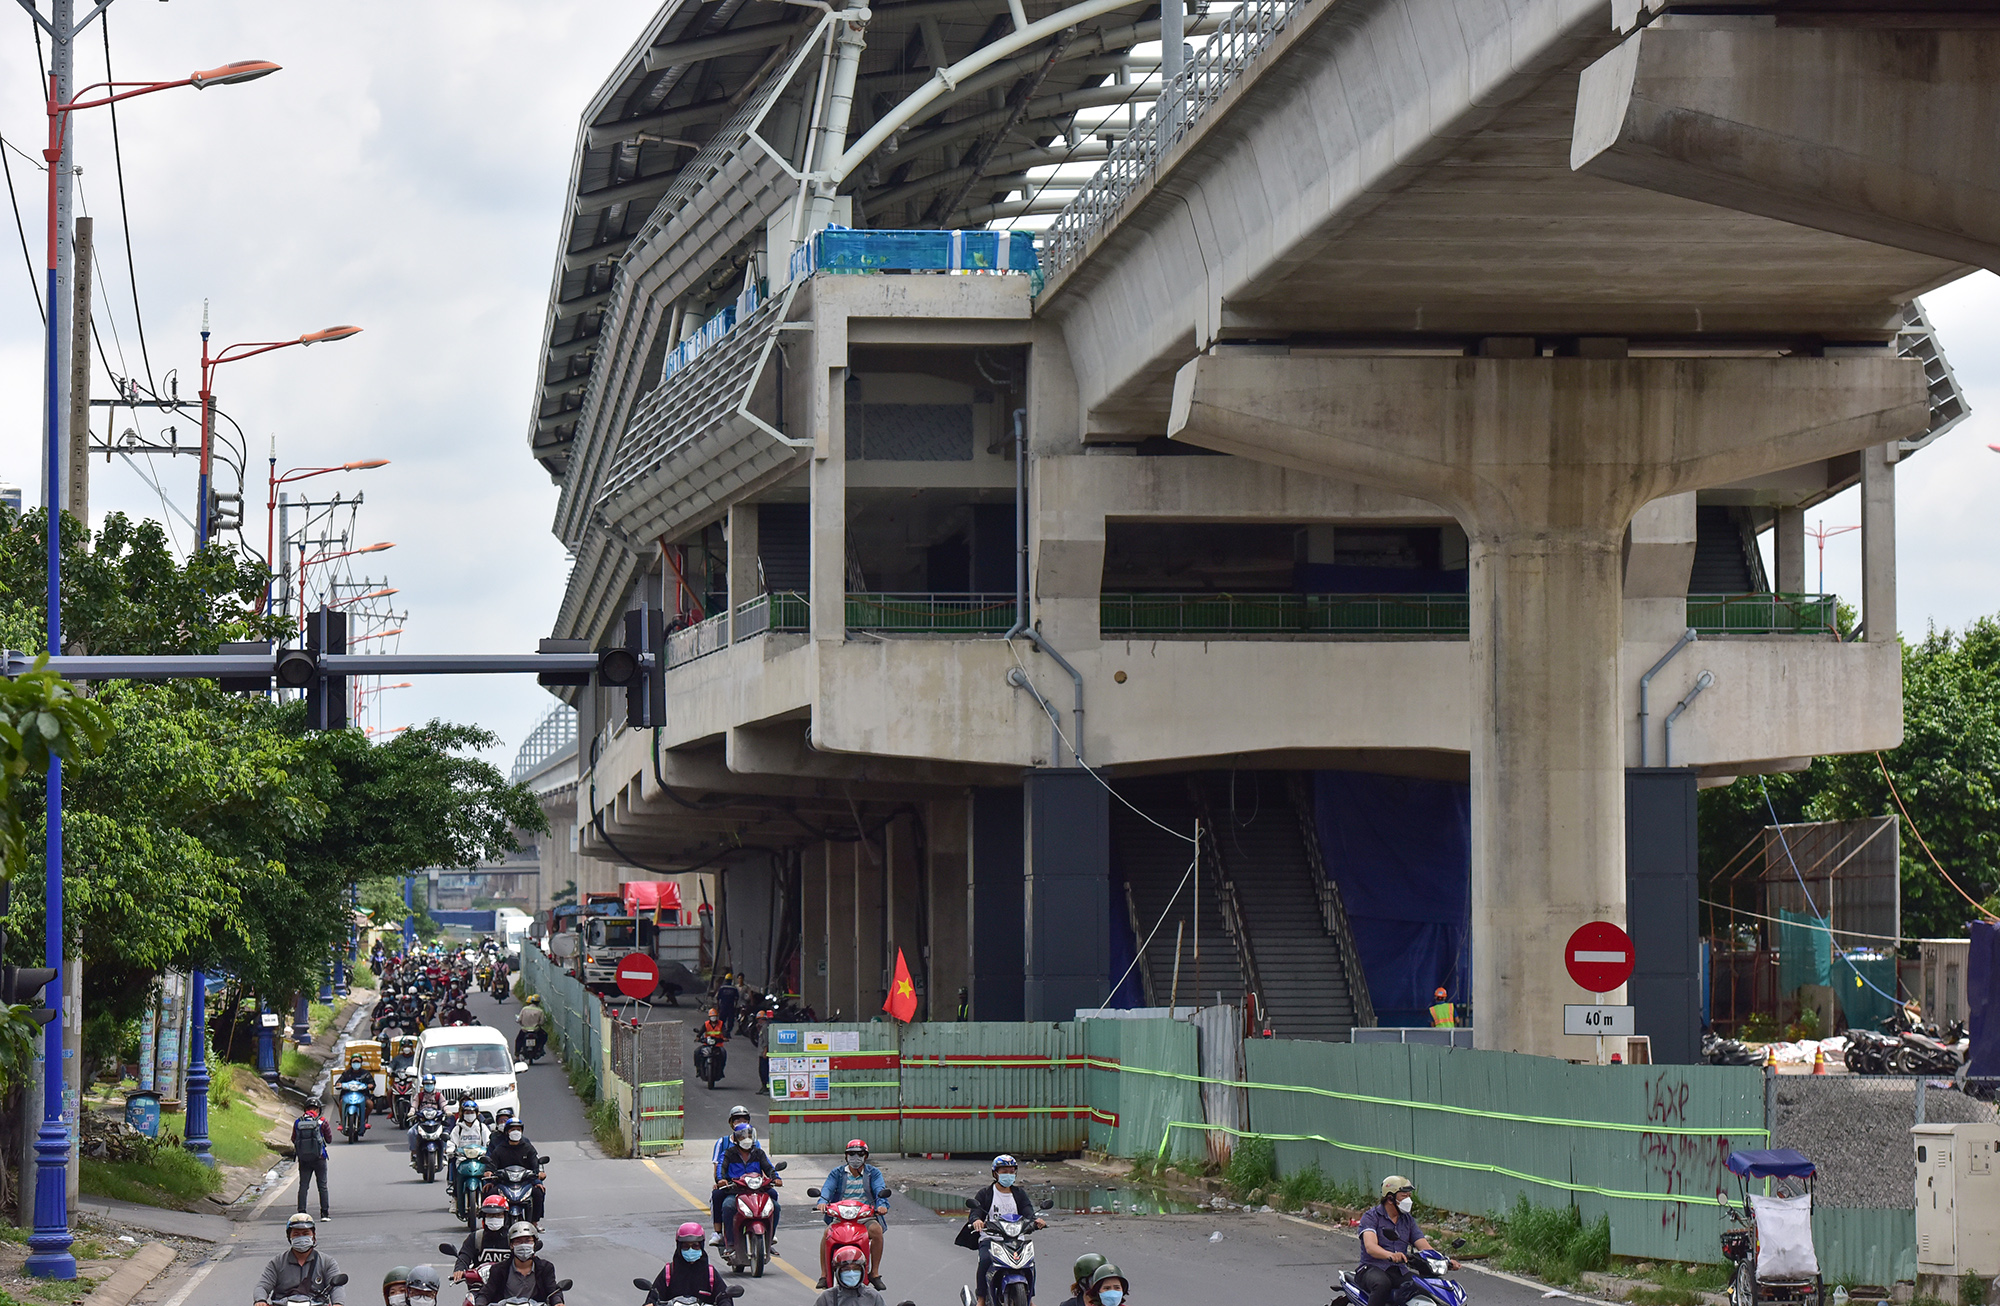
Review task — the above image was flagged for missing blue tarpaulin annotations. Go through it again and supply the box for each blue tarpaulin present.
[1969,921,2000,1078]
[1314,772,1471,1026]
[1727,1149,1817,1179]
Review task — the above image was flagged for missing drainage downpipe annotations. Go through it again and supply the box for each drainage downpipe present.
[1662,671,1715,770]
[1002,407,1085,766]
[1636,627,1697,768]
[804,9,871,236]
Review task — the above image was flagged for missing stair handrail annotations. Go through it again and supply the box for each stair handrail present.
[1186,786,1266,1017]
[1286,774,1376,1029]
[1121,877,1158,1008]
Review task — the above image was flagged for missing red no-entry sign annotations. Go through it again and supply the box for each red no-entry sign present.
[615,952,660,1001]
[1564,922,1635,993]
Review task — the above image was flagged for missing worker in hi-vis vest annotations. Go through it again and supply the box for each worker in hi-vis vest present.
[1428,988,1456,1028]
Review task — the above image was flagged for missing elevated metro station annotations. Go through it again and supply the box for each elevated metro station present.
[517,0,1984,1060]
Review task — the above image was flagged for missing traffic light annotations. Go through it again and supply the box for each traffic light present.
[595,608,663,728]
[299,607,348,731]
[0,885,55,1026]
[204,487,243,539]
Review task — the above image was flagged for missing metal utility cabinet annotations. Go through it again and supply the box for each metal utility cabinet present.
[1913,1123,2000,1276]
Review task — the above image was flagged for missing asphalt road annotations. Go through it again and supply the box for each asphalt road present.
[164,990,1561,1306]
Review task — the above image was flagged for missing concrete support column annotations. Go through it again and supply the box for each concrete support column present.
[1773,505,1806,595]
[1170,352,1926,1057]
[802,843,829,1018]
[1861,443,1897,643]
[726,502,760,641]
[810,365,848,644]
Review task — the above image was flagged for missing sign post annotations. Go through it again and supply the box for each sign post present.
[1564,922,1636,1065]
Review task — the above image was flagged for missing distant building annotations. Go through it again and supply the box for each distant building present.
[0,483,22,516]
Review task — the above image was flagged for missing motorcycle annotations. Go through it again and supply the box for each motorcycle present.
[723,1162,787,1278]
[483,1156,549,1225]
[695,1033,727,1090]
[1702,1033,1760,1067]
[275,1272,350,1306]
[1333,1242,1470,1306]
[807,1186,883,1290]
[490,969,511,1002]
[1893,1019,1966,1075]
[453,1143,489,1225]
[412,1105,450,1183]
[1843,1027,1898,1075]
[964,1196,1054,1306]
[489,1280,570,1306]
[517,1027,547,1066]
[440,1243,511,1306]
[390,1069,417,1127]
[336,1083,372,1143]
[633,1280,746,1306]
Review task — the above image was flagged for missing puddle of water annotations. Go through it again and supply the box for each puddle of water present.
[904,1185,1209,1217]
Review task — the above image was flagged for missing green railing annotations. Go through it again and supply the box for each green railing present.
[1101,592,1470,636]
[845,593,1017,633]
[1686,593,1837,635]
[731,591,809,638]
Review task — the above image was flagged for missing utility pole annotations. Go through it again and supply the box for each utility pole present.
[65,216,92,532]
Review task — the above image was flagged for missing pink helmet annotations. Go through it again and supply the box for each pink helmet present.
[676,1222,705,1241]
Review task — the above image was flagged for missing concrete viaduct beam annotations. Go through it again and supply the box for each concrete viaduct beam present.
[1168,352,1927,1058]
[1573,23,2000,272]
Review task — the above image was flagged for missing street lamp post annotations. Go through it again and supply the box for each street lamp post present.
[30,2,277,1272]
[263,456,388,608]
[296,542,394,630]
[196,327,362,547]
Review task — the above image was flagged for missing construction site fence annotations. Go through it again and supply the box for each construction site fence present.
[761,1021,1919,1277]
[520,944,685,1154]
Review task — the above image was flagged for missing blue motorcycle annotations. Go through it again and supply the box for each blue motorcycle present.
[453,1143,488,1227]
[411,1105,449,1183]
[338,1085,370,1144]
[1335,1244,1470,1306]
[483,1156,547,1226]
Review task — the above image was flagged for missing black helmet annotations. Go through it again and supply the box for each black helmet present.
[1089,1265,1129,1295]
[1072,1254,1107,1287]
[406,1266,443,1296]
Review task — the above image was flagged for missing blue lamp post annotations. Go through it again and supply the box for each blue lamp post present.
[292,992,312,1046]
[256,1000,278,1085]
[183,972,213,1168]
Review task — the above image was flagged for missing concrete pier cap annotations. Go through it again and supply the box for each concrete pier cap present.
[1167,352,1927,1058]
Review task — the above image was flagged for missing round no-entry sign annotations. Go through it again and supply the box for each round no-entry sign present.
[1564,922,1635,993]
[615,952,660,1001]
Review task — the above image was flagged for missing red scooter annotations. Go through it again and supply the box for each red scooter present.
[807,1188,883,1290]
[725,1163,787,1278]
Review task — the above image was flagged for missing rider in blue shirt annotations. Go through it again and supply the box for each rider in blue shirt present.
[707,1107,753,1240]
[816,1139,890,1290]
[714,1124,782,1249]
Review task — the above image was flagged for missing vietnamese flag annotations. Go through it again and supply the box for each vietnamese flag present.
[883,948,919,1022]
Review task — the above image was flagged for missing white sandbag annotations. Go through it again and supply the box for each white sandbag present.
[1750,1192,1819,1279]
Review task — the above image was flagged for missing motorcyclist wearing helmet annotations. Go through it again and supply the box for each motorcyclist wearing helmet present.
[479,1222,564,1305]
[407,1075,449,1172]
[641,1222,731,1304]
[383,1267,412,1306]
[334,1056,375,1127]
[445,1099,490,1201]
[405,1265,443,1306]
[452,1195,516,1283]
[708,1106,754,1238]
[256,1213,344,1306]
[715,1124,782,1251]
[969,1155,1045,1306]
[515,997,544,1058]
[816,1138,889,1289]
[1356,1176,1457,1306]
[1059,1254,1107,1306]
[1085,1264,1129,1306]
[813,1246,886,1306]
[485,1116,547,1222]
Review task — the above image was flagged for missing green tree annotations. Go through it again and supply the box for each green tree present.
[1701,617,2000,942]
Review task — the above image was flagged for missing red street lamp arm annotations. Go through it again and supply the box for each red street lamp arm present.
[276,459,389,488]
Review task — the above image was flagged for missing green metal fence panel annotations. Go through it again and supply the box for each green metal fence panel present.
[766,1024,902,1155]
[523,945,604,1094]
[638,1079,686,1153]
[1076,1019,1201,1160]
[1811,1207,1915,1284]
[845,594,1017,634]
[1686,593,1837,635]
[1239,1040,1768,1263]
[901,1022,1090,1155]
[1099,593,1470,636]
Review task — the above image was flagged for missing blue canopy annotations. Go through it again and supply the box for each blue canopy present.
[1726,1149,1817,1179]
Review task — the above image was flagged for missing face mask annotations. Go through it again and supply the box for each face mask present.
[513,1244,535,1261]
[485,1217,505,1231]
[995,1174,1015,1188]
[389,1293,408,1306]
[290,1237,314,1253]
[1398,1197,1414,1215]
[840,1271,863,1288]
[410,1296,437,1306]
[681,1249,702,1263]
[1099,1292,1125,1306]
[508,1130,523,1142]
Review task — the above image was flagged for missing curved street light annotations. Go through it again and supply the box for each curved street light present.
[200,324,364,544]
[263,455,389,611]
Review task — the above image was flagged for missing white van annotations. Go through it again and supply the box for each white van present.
[414,1025,522,1119]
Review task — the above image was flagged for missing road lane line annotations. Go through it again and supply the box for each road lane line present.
[158,1248,233,1306]
[641,1160,819,1291]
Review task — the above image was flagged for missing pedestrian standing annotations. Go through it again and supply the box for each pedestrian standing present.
[293,1100,334,1220]
[715,973,741,1033]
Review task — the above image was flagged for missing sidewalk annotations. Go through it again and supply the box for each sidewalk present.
[78,1199,233,1243]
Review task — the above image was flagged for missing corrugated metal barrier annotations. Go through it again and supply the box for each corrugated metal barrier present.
[522,944,603,1088]
[1811,1207,1916,1284]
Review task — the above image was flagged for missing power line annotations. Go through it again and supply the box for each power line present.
[100,8,156,391]
[0,131,41,322]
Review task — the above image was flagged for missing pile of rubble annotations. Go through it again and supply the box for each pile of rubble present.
[80,1110,167,1162]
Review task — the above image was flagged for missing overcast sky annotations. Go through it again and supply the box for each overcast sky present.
[2,2,1998,775]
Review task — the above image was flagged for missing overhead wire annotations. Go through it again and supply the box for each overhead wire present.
[1758,776,1902,1007]
[1875,751,1999,922]
[1,130,41,322]
[99,8,155,391]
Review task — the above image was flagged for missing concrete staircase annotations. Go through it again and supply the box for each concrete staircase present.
[1110,778,1247,1011]
[1189,774,1365,1042]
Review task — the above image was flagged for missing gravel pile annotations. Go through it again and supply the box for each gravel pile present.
[1772,1077,1995,1208]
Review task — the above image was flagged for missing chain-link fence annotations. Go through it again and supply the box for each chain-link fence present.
[1773,1074,1997,1208]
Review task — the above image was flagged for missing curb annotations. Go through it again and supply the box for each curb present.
[78,1241,176,1306]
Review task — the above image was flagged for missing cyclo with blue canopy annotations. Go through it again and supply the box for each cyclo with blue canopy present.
[1719,1150,1821,1306]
